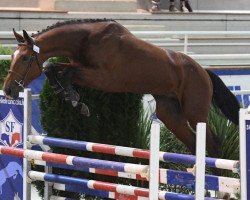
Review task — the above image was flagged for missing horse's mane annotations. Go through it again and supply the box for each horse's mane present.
[32,18,116,37]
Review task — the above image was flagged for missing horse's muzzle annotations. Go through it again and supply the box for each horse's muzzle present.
[3,82,20,99]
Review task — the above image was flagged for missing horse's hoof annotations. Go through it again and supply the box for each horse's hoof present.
[72,101,78,107]
[80,102,90,117]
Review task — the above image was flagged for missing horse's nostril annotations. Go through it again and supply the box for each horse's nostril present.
[3,86,12,97]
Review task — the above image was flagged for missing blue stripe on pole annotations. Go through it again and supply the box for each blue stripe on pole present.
[47,162,90,173]
[44,173,89,186]
[205,157,216,168]
[163,153,217,168]
[42,173,109,198]
[163,153,196,165]
[43,137,88,151]
[72,157,126,172]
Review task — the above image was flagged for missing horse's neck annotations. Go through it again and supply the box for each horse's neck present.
[36,28,83,61]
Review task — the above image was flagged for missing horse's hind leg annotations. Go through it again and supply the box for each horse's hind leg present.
[183,91,220,158]
[153,95,196,154]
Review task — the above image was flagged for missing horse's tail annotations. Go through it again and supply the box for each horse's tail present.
[206,69,240,125]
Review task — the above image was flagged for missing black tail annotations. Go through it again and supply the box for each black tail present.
[206,69,240,125]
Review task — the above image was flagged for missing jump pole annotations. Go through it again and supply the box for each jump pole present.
[149,120,160,200]
[28,135,239,172]
[23,89,32,200]
[195,123,206,200]
[34,159,239,193]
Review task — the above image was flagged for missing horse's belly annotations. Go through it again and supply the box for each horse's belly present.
[73,63,177,95]
[108,70,175,95]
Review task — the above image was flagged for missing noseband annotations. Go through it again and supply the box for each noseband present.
[8,43,42,89]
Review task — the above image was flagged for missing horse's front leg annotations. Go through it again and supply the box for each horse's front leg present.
[43,63,65,98]
[44,62,90,116]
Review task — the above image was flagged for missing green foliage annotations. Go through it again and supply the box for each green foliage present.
[0,46,12,88]
[159,125,193,194]
[208,106,239,161]
[208,106,239,183]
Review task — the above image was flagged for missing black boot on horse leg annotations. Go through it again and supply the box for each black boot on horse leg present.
[59,68,80,107]
[44,62,80,106]
[44,63,64,98]
[60,68,90,117]
[44,63,90,116]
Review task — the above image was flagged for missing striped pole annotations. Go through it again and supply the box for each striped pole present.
[28,171,219,200]
[37,160,239,194]
[28,135,239,172]
[0,146,149,176]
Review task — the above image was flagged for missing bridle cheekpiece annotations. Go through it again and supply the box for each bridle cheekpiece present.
[8,43,42,89]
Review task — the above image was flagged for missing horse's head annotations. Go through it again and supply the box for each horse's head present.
[3,29,43,99]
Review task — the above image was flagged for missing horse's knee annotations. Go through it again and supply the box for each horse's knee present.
[44,63,56,75]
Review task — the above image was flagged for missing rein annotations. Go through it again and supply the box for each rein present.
[8,43,42,89]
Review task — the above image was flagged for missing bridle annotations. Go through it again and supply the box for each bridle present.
[8,43,43,89]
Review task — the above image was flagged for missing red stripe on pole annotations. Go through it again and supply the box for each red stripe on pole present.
[134,188,149,197]
[0,147,24,157]
[136,174,147,181]
[92,144,116,154]
[133,150,150,159]
[95,169,118,177]
[42,152,68,164]
[93,181,117,192]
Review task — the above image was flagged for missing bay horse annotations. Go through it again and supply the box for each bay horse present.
[3,19,239,157]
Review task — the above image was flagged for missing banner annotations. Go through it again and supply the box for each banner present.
[214,68,250,107]
[0,91,24,200]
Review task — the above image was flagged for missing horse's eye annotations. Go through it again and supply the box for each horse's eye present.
[22,56,30,63]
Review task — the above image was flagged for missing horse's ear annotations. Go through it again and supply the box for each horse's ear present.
[23,30,34,45]
[13,29,25,43]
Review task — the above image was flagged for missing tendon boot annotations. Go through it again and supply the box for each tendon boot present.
[44,64,64,98]
[64,86,80,107]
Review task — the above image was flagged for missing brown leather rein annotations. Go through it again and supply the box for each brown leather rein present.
[8,43,42,88]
